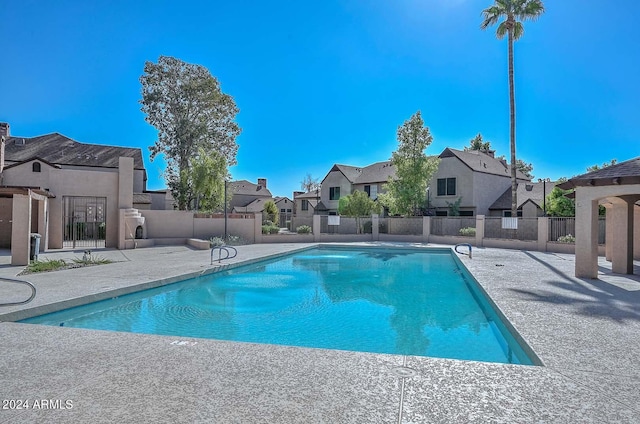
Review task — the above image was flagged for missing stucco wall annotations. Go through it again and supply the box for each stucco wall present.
[429,158,473,211]
[0,198,12,248]
[321,170,352,212]
[3,162,120,248]
[472,172,513,216]
[140,210,256,243]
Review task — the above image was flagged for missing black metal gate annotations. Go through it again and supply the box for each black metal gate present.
[63,196,106,248]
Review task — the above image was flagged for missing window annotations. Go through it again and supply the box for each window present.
[435,210,448,217]
[364,185,378,199]
[437,178,456,196]
[32,162,41,172]
[301,200,309,211]
[329,187,341,200]
[287,209,292,213]
[459,211,474,217]
[280,208,286,213]
[503,210,523,217]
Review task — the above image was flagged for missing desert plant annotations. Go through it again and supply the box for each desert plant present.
[72,255,112,265]
[557,234,575,243]
[210,237,225,247]
[225,235,246,245]
[25,259,67,273]
[262,224,280,235]
[296,225,312,234]
[459,227,476,237]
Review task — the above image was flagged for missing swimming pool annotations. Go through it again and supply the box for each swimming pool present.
[21,246,536,365]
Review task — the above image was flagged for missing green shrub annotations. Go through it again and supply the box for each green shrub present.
[25,259,67,273]
[262,224,280,234]
[262,220,274,226]
[459,227,476,237]
[210,237,225,247]
[557,234,575,243]
[296,225,312,234]
[225,235,245,245]
[72,255,112,265]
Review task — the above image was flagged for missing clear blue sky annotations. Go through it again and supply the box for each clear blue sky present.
[2,0,638,197]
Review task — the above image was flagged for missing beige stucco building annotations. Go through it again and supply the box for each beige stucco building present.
[0,123,155,264]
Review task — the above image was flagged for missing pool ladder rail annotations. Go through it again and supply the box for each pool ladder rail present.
[454,243,473,259]
[211,245,238,264]
[0,277,36,307]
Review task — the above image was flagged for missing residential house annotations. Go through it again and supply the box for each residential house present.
[312,148,530,217]
[228,178,277,224]
[488,180,557,217]
[318,161,396,214]
[428,148,531,216]
[0,123,150,259]
[293,190,320,218]
[274,196,293,228]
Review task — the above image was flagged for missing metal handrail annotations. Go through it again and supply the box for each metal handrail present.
[454,243,473,259]
[0,277,37,307]
[211,246,238,264]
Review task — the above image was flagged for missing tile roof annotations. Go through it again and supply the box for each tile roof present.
[4,133,145,169]
[232,198,268,213]
[440,148,530,180]
[294,191,321,199]
[558,157,640,188]
[327,161,396,185]
[228,180,272,197]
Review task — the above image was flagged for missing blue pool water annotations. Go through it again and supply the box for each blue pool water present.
[22,247,535,365]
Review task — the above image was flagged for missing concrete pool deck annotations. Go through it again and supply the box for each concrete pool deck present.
[0,243,639,423]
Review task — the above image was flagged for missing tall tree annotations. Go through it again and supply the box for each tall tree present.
[465,135,534,178]
[300,173,321,192]
[140,55,241,210]
[378,111,440,216]
[338,190,382,233]
[465,133,492,152]
[190,147,228,212]
[587,159,617,172]
[481,0,545,217]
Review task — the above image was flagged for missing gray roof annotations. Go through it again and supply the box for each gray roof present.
[326,161,396,185]
[295,191,321,199]
[133,193,152,204]
[228,180,272,197]
[4,133,145,170]
[233,198,269,213]
[440,148,530,181]
[558,157,640,189]
[490,181,558,210]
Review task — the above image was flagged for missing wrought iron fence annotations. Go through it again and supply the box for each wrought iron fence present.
[63,196,107,248]
[549,217,606,244]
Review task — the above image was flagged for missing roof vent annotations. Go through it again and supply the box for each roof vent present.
[525,184,534,191]
[15,138,26,145]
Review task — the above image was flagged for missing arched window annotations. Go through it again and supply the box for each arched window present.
[32,162,41,172]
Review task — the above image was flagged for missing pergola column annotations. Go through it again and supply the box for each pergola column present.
[610,197,635,274]
[575,188,599,278]
[10,194,32,266]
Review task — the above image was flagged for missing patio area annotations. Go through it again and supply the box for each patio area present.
[0,243,639,423]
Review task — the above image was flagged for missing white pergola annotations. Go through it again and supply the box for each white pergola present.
[559,158,640,278]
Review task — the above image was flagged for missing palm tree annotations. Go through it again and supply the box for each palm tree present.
[481,0,545,217]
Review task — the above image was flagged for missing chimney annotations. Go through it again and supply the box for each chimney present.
[0,122,9,138]
[0,123,7,174]
[257,178,267,188]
